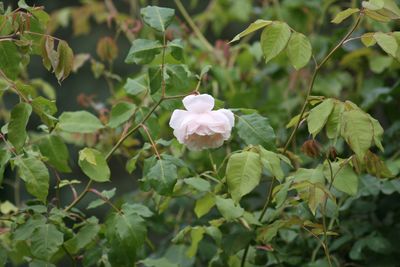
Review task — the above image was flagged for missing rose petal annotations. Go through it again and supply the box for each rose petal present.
[169,110,187,129]
[182,94,214,113]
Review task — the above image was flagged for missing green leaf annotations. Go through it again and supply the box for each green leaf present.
[307,98,335,138]
[184,177,211,192]
[165,64,193,94]
[122,203,154,218]
[194,193,215,218]
[236,113,276,149]
[113,210,147,248]
[260,22,291,63]
[326,101,345,139]
[58,111,104,133]
[55,40,74,82]
[361,33,377,47]
[215,196,244,221]
[287,32,312,70]
[0,148,10,185]
[126,154,140,174]
[187,227,205,257]
[168,39,184,60]
[341,110,374,160]
[31,224,64,261]
[140,6,175,32]
[107,102,136,128]
[362,0,384,10]
[226,151,262,202]
[141,258,178,267]
[326,162,358,196]
[331,8,360,24]
[374,32,398,57]
[8,103,32,153]
[0,41,21,80]
[258,147,285,181]
[31,96,57,127]
[64,217,100,254]
[14,215,46,241]
[230,19,272,43]
[125,39,163,64]
[78,148,110,182]
[87,188,116,209]
[15,156,49,203]
[29,260,56,267]
[124,75,149,96]
[145,159,177,195]
[148,66,162,93]
[38,135,71,173]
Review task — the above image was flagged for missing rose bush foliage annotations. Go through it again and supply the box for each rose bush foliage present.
[0,0,400,266]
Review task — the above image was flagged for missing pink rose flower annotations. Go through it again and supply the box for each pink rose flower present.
[169,94,234,150]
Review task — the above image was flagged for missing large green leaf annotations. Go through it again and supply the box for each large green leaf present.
[64,217,100,254]
[226,151,262,202]
[124,75,149,96]
[258,147,285,181]
[236,113,276,149]
[260,22,291,63]
[140,6,175,32]
[15,156,49,203]
[31,96,57,127]
[341,110,374,160]
[107,102,136,128]
[194,193,215,218]
[0,41,21,80]
[58,111,104,133]
[326,101,345,139]
[374,32,398,57]
[230,19,272,43]
[145,159,177,195]
[38,135,71,173]
[31,224,64,260]
[55,40,74,82]
[287,32,312,70]
[78,148,110,182]
[215,196,244,221]
[326,162,358,196]
[307,98,335,138]
[125,39,163,64]
[8,103,32,153]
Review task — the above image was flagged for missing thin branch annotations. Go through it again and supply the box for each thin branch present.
[174,0,214,52]
[140,124,161,159]
[283,13,363,154]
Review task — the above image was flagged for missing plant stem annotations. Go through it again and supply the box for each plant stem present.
[174,0,214,52]
[283,13,363,154]
[140,124,161,159]
[240,177,275,267]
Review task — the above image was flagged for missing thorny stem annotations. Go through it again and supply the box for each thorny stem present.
[283,13,363,154]
[174,0,214,52]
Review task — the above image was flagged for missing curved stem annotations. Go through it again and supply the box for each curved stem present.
[283,14,363,154]
[174,0,214,52]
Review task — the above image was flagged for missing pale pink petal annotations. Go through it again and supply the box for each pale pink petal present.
[218,109,235,127]
[182,94,214,113]
[169,110,188,129]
